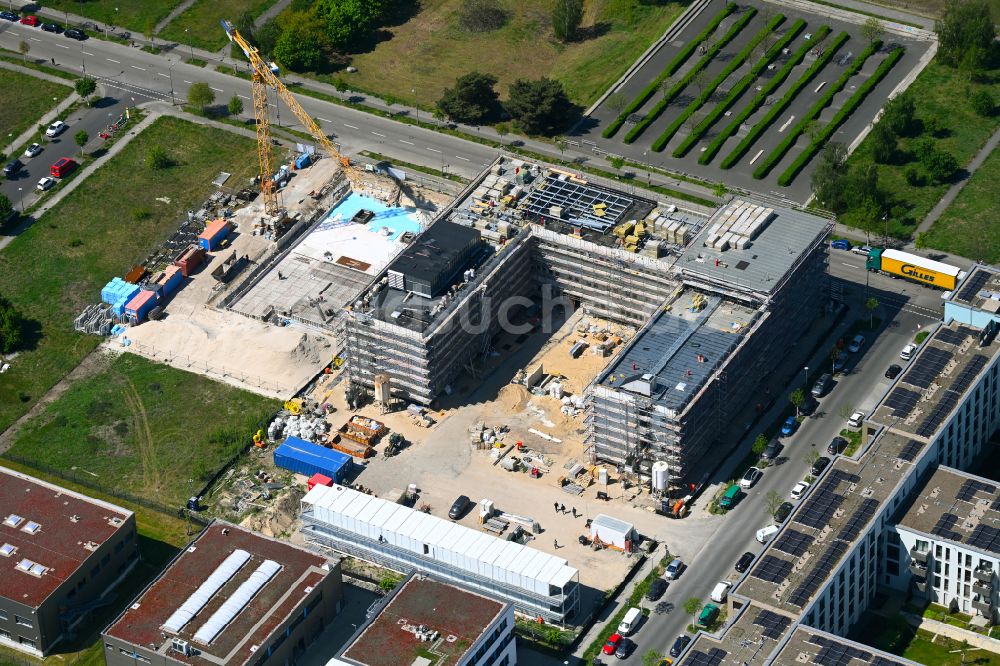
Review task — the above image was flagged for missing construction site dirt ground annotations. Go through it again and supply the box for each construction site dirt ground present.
[301,310,724,596]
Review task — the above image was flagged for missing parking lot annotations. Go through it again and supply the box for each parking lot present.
[576,0,932,201]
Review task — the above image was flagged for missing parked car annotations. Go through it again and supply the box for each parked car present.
[0,10,19,21]
[833,352,848,373]
[669,635,691,658]
[885,364,903,379]
[36,176,56,191]
[762,439,783,463]
[603,633,622,655]
[740,467,763,489]
[64,28,87,40]
[697,605,720,627]
[646,578,668,601]
[3,158,23,177]
[780,415,799,436]
[710,581,732,603]
[900,343,917,360]
[615,637,634,659]
[49,157,77,178]
[664,558,684,580]
[811,456,831,476]
[19,15,39,26]
[827,436,848,455]
[848,411,865,428]
[735,551,755,573]
[830,239,851,251]
[22,143,42,158]
[756,524,780,543]
[448,495,471,519]
[45,121,67,138]
[719,483,742,510]
[812,373,832,398]
[41,22,64,33]
[618,607,642,636]
[848,334,866,353]
[799,396,818,416]
[791,481,811,501]
[774,501,793,523]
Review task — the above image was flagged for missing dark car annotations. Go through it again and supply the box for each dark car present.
[827,436,848,455]
[812,373,832,398]
[735,551,755,573]
[774,501,794,523]
[669,635,691,658]
[646,577,668,600]
[64,28,87,40]
[886,364,903,379]
[614,637,634,659]
[0,10,18,21]
[833,352,848,373]
[3,158,23,177]
[811,456,831,476]
[799,396,818,417]
[41,22,64,33]
[448,494,471,519]
[761,439,783,463]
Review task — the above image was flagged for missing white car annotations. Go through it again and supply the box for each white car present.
[790,481,811,501]
[848,334,865,353]
[848,411,865,428]
[22,142,42,158]
[36,176,56,191]
[740,467,763,489]
[45,121,67,137]
[900,343,917,361]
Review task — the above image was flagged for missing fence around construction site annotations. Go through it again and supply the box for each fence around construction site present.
[125,340,290,395]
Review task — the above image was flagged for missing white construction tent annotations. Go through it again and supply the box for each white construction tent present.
[590,514,638,552]
[300,484,580,621]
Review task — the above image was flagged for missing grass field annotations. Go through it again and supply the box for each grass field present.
[159,0,278,52]
[922,141,1000,263]
[40,0,184,34]
[861,0,1000,19]
[329,0,684,109]
[846,61,1000,238]
[0,116,258,433]
[5,353,277,507]
[852,612,1000,665]
[0,69,71,153]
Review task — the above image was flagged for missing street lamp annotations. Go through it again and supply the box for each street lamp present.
[185,28,194,61]
[167,61,176,105]
[17,187,23,211]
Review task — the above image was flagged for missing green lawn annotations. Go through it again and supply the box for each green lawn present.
[922,139,1000,263]
[40,0,185,34]
[0,116,258,433]
[0,69,71,152]
[317,0,684,109]
[851,612,1000,665]
[846,60,1000,238]
[159,0,278,52]
[5,353,277,507]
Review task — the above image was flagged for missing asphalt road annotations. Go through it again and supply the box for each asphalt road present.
[619,255,944,660]
[0,21,502,181]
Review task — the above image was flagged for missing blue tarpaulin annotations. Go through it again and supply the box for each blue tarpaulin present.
[273,436,352,482]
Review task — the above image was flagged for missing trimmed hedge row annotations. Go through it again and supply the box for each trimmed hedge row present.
[673,19,806,158]
[699,26,830,164]
[719,30,848,169]
[601,3,737,139]
[653,14,805,152]
[624,7,758,144]
[752,39,882,179]
[777,47,904,185]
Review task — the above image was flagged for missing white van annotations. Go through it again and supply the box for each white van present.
[618,607,642,636]
[756,524,780,544]
[710,581,732,604]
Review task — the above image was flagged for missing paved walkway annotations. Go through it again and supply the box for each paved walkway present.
[903,611,1000,653]
[0,60,76,158]
[153,0,196,35]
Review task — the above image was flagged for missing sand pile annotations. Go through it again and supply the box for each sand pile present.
[498,384,529,412]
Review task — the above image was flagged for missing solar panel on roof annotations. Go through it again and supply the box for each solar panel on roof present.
[956,479,997,503]
[795,486,845,530]
[773,529,814,557]
[836,498,880,543]
[917,391,960,437]
[904,347,953,389]
[752,555,794,583]
[872,657,908,666]
[936,327,973,346]
[898,440,923,462]
[682,648,727,666]
[967,524,1000,555]
[958,270,990,302]
[753,609,791,640]
[883,387,920,418]
[813,636,872,666]
[931,513,963,542]
[788,542,848,608]
[829,469,861,486]
[950,355,988,395]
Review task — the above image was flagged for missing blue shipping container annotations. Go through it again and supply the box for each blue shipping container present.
[295,153,312,169]
[274,436,352,482]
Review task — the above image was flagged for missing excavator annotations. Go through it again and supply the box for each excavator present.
[221,20,397,215]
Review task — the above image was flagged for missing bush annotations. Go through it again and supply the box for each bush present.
[601,3,736,139]
[970,88,995,117]
[920,146,959,184]
[0,295,24,354]
[74,77,96,97]
[624,7,757,144]
[653,14,790,153]
[437,72,502,124]
[146,146,174,170]
[458,0,509,33]
[721,31,849,169]
[904,166,925,186]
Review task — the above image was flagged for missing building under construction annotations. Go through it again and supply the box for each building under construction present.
[342,158,830,489]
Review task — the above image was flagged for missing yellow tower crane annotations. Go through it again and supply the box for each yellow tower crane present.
[221,19,391,215]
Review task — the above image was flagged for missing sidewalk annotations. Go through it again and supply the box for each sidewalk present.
[0,60,76,159]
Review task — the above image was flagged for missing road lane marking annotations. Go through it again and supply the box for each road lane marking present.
[426,147,441,153]
[29,37,40,42]
[371,131,386,137]
[841,262,860,268]
[55,43,69,49]
[210,87,223,92]
[399,139,414,145]
[317,117,331,122]
[107,58,120,63]
[157,72,170,78]
[814,81,827,93]
[183,80,192,84]
[238,94,250,99]
[455,155,469,161]
[82,51,94,56]
[131,65,145,71]
[778,115,795,132]
[344,123,359,129]
[749,149,764,165]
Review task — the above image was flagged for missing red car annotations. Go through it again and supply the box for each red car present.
[603,633,622,655]
[50,157,78,178]
[19,15,39,26]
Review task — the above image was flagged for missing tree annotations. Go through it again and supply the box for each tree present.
[764,490,782,516]
[273,13,330,72]
[18,39,29,63]
[606,92,628,116]
[459,0,508,32]
[312,0,387,51]
[920,146,959,184]
[608,156,625,171]
[805,445,820,467]
[0,194,13,221]
[436,72,502,124]
[228,95,244,117]
[914,231,929,249]
[254,20,283,57]
[495,121,510,147]
[0,295,24,354]
[683,597,703,617]
[552,0,584,42]
[74,130,88,155]
[144,16,156,46]
[505,77,573,135]
[881,94,916,137]
[970,88,995,117]
[869,122,897,164]
[936,0,995,73]
[861,16,884,45]
[790,388,805,417]
[642,650,666,666]
[188,82,215,111]
[865,297,879,328]
[752,433,769,456]
[830,345,841,374]
[75,77,97,97]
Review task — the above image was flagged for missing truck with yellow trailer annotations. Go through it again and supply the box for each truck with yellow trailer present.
[865,248,964,290]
